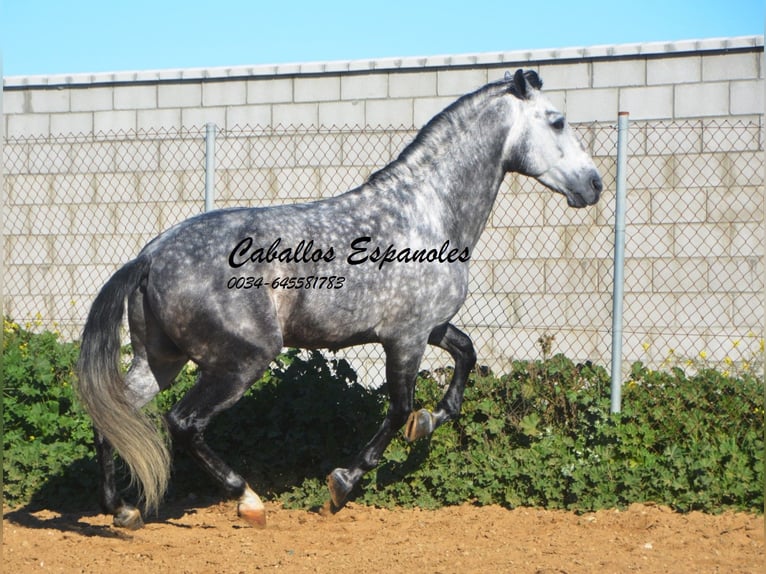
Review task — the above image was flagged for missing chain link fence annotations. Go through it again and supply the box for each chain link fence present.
[3,118,763,383]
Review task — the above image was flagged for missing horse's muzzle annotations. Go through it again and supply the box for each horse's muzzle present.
[568,170,603,208]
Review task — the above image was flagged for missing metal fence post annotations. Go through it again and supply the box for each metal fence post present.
[610,112,630,414]
[205,123,217,212]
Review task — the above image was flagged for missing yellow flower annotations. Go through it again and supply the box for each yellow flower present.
[642,342,651,352]
[698,350,707,360]
[3,317,20,334]
[732,339,740,349]
[724,356,733,366]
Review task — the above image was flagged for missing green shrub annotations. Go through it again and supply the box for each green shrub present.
[2,318,763,514]
[613,363,764,511]
[2,318,94,506]
[335,358,763,513]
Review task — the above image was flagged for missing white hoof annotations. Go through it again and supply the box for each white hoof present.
[237,486,266,528]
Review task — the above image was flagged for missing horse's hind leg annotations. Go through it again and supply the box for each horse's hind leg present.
[95,429,144,529]
[404,323,476,442]
[164,339,280,528]
[98,290,187,528]
[165,369,269,527]
[96,351,186,528]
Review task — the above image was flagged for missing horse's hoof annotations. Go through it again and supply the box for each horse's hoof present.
[238,505,267,528]
[113,505,144,530]
[319,499,340,517]
[327,468,354,509]
[237,486,266,528]
[404,409,435,442]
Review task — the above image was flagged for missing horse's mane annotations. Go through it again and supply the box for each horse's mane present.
[366,74,535,188]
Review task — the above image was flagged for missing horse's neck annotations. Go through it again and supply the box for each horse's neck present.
[360,93,519,250]
[401,114,510,249]
[437,140,507,250]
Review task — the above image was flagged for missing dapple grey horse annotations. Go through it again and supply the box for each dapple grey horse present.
[76,69,602,529]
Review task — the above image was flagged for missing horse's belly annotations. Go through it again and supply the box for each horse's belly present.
[274,288,380,349]
[273,272,466,350]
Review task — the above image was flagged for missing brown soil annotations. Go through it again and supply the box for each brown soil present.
[3,501,763,573]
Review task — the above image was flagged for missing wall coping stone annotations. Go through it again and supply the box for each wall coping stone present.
[4,36,763,89]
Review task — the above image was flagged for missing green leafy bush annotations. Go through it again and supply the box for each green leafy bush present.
[2,318,95,506]
[613,363,764,511]
[336,358,763,513]
[2,318,763,514]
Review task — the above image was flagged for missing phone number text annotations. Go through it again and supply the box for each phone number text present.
[226,276,346,290]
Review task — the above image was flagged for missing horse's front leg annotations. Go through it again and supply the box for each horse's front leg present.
[327,342,423,509]
[404,323,476,442]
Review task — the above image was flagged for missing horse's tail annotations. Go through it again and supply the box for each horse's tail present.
[76,255,171,514]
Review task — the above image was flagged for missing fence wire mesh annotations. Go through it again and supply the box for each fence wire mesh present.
[2,119,763,384]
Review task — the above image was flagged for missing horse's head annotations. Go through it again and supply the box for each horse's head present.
[503,69,602,208]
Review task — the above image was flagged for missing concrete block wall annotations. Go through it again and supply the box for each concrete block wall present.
[6,37,763,136]
[3,36,764,380]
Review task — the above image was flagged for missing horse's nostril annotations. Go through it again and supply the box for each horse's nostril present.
[591,175,603,194]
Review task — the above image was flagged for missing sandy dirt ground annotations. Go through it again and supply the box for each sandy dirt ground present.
[3,500,763,573]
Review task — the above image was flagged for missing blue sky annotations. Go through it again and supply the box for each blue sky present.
[2,0,764,76]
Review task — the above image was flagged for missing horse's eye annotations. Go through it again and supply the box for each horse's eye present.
[551,117,565,131]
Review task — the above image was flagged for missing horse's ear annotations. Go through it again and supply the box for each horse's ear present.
[509,69,542,99]
[524,70,543,90]
[504,70,513,82]
[513,69,528,99]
